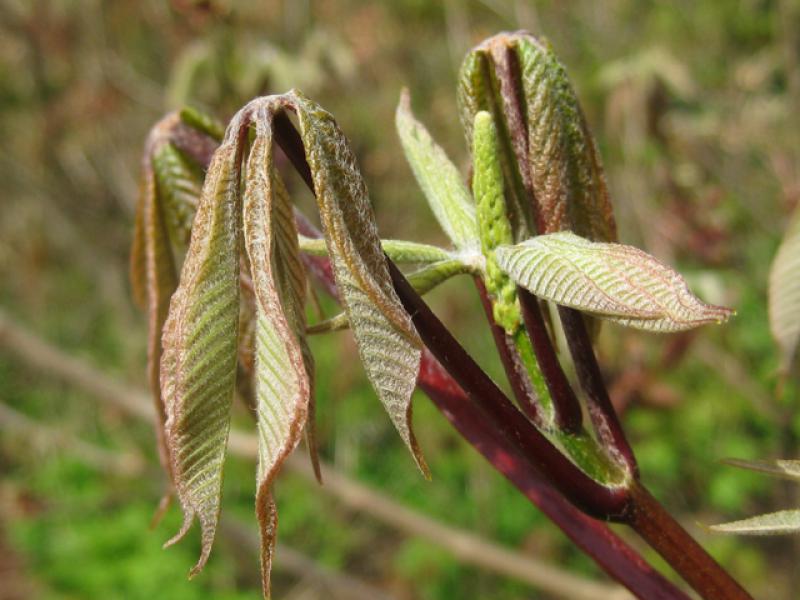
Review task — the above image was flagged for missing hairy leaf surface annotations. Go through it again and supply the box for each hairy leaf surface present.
[136,154,179,484]
[473,110,519,333]
[242,116,314,597]
[457,32,617,243]
[769,205,800,374]
[516,35,616,242]
[457,37,532,239]
[396,89,479,251]
[286,91,427,475]
[130,114,201,499]
[152,143,203,248]
[496,232,733,332]
[160,116,244,576]
[710,509,800,535]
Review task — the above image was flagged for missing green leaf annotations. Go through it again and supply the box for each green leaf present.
[473,110,518,333]
[242,119,314,597]
[769,205,800,375]
[298,235,453,264]
[457,37,532,240]
[710,509,800,535]
[496,232,733,332]
[131,142,179,491]
[396,88,479,251]
[285,90,428,477]
[180,106,225,142]
[307,258,475,335]
[723,458,800,482]
[152,143,203,249]
[515,35,617,242]
[160,115,244,576]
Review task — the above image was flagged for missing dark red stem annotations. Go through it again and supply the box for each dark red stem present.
[557,306,638,474]
[296,216,690,598]
[419,352,690,600]
[473,277,546,425]
[516,288,583,432]
[270,115,747,599]
[387,259,629,519]
[627,484,752,600]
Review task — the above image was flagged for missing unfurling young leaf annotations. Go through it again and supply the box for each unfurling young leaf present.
[160,115,245,576]
[496,231,733,332]
[396,88,479,252]
[457,32,616,243]
[242,113,313,596]
[153,91,428,596]
[515,35,616,242]
[281,91,427,477]
[472,110,518,333]
[768,204,800,375]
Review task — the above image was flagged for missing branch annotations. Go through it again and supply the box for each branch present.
[557,306,637,473]
[516,288,583,432]
[225,520,397,600]
[0,397,392,600]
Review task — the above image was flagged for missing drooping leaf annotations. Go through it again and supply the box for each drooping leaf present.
[152,143,203,249]
[160,113,245,576]
[135,151,179,487]
[768,204,800,375]
[710,509,800,535]
[180,106,225,142]
[496,232,733,332]
[284,90,428,475]
[396,88,479,252]
[130,114,203,507]
[242,114,314,597]
[515,35,617,242]
[283,91,428,476]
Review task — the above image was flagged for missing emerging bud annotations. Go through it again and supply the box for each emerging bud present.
[457,31,617,243]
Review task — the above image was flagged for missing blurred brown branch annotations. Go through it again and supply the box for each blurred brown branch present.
[0,405,391,600]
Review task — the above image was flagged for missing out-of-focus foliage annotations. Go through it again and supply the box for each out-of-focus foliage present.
[0,1,798,599]
[769,204,800,376]
[712,459,800,534]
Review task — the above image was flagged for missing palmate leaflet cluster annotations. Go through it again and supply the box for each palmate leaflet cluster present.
[132,32,733,597]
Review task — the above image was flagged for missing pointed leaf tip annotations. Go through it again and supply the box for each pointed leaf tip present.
[723,458,800,482]
[396,88,479,251]
[710,509,800,536]
[242,115,314,599]
[160,125,244,576]
[287,90,428,474]
[496,232,733,332]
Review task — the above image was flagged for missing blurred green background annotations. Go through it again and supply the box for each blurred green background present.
[1,1,798,598]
